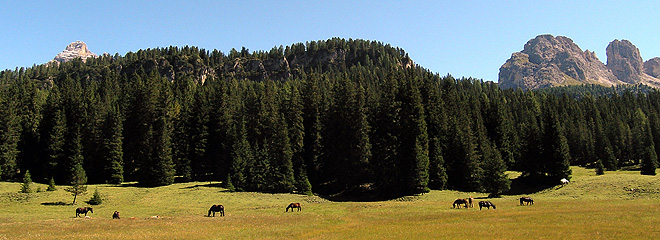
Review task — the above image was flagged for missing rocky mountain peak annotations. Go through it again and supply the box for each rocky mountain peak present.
[644,57,660,78]
[51,41,98,63]
[606,39,645,84]
[499,35,660,90]
[498,34,619,90]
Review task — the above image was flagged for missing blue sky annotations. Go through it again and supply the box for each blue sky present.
[2,1,659,82]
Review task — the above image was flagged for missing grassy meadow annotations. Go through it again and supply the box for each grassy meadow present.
[1,167,660,239]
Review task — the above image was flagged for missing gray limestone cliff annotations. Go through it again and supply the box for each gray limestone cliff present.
[499,35,660,90]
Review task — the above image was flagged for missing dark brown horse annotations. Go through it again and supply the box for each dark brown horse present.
[75,207,93,217]
[520,197,534,205]
[286,203,301,212]
[208,205,224,217]
[112,211,120,219]
[478,201,496,210]
[453,199,468,208]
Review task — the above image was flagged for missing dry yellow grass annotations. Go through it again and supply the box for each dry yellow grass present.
[1,167,659,239]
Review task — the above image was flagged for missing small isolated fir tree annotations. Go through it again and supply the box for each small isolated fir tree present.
[225,174,235,192]
[87,188,103,205]
[47,177,57,191]
[64,164,88,204]
[20,170,32,193]
[595,159,605,175]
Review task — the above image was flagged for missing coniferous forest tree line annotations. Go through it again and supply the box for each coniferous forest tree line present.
[0,38,658,198]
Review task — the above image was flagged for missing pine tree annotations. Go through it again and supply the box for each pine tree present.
[595,159,605,175]
[87,188,103,205]
[641,145,658,175]
[321,77,371,194]
[64,164,87,204]
[542,101,572,180]
[398,75,429,194]
[371,72,401,194]
[0,88,21,180]
[229,119,251,191]
[20,170,32,193]
[47,177,57,191]
[481,141,510,197]
[144,73,176,186]
[428,138,448,190]
[101,107,123,184]
[301,75,323,187]
[284,83,308,194]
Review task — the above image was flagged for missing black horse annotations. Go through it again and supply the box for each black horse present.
[286,203,301,212]
[520,197,534,205]
[208,205,225,217]
[76,207,93,217]
[112,211,120,219]
[453,199,468,208]
[478,201,496,210]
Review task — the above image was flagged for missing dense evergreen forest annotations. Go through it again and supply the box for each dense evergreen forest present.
[0,38,658,198]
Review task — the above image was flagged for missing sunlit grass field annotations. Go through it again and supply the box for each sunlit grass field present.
[1,167,659,239]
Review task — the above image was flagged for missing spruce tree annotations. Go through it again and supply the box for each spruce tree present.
[47,177,57,191]
[428,138,448,190]
[64,164,87,205]
[481,141,510,197]
[101,107,123,184]
[595,159,605,175]
[641,145,658,175]
[20,170,32,193]
[229,119,251,191]
[398,75,429,194]
[0,88,20,180]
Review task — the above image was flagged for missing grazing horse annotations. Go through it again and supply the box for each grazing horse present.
[76,207,93,217]
[286,203,301,212]
[478,201,496,210]
[520,197,534,205]
[208,205,225,217]
[112,211,120,219]
[453,199,468,208]
[560,178,570,185]
[468,196,474,208]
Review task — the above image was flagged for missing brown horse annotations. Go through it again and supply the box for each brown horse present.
[468,196,474,208]
[76,207,93,217]
[453,199,468,208]
[520,197,534,205]
[208,205,224,217]
[478,201,496,210]
[112,211,120,219]
[286,203,301,212]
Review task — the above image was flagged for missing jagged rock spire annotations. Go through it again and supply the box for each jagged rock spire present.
[52,41,98,63]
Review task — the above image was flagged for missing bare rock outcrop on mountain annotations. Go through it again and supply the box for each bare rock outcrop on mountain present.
[499,35,660,90]
[644,57,660,78]
[606,39,648,84]
[51,41,98,63]
[499,35,620,90]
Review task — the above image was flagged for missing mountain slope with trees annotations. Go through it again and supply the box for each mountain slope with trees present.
[1,38,658,199]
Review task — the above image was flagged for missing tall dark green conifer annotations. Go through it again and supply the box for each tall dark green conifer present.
[0,88,21,180]
[101,107,124,184]
[398,75,429,194]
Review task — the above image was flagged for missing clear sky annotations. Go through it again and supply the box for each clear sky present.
[2,0,659,82]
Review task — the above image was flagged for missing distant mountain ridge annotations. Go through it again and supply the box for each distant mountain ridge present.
[499,35,660,90]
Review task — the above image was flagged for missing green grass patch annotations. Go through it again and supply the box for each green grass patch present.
[1,167,660,239]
